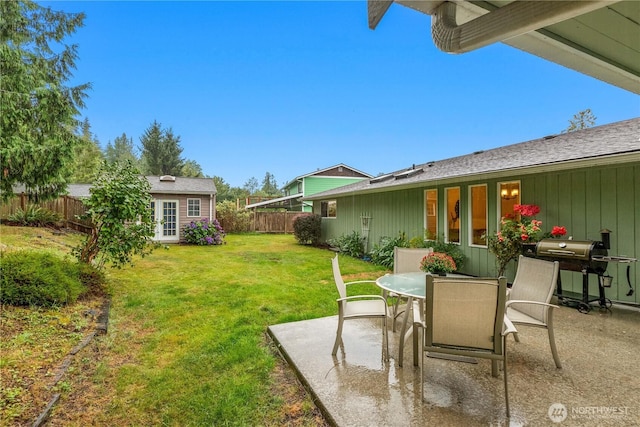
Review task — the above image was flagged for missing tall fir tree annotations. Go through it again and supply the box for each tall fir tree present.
[0,1,91,201]
[261,172,280,196]
[181,160,204,178]
[139,121,184,175]
[105,133,139,166]
[70,117,104,183]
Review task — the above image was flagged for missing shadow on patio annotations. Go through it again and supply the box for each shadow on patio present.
[268,301,640,426]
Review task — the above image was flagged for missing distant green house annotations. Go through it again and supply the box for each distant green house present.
[304,118,640,307]
[246,164,371,211]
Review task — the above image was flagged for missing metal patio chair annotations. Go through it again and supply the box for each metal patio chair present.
[413,275,516,417]
[506,255,562,368]
[389,247,433,331]
[331,254,389,360]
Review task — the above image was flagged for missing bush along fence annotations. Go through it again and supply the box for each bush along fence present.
[0,194,92,233]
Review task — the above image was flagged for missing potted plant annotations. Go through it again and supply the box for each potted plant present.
[420,252,457,276]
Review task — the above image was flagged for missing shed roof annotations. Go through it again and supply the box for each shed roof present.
[304,117,640,200]
[146,175,216,195]
[13,176,217,199]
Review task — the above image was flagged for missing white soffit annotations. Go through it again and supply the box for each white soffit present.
[376,1,640,94]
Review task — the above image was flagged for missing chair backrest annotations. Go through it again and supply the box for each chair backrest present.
[332,254,347,300]
[394,247,434,274]
[510,255,560,322]
[424,275,507,355]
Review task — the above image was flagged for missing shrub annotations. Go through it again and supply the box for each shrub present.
[74,161,155,269]
[328,231,365,258]
[369,232,409,269]
[7,205,62,227]
[216,200,251,233]
[293,214,321,245]
[425,235,465,271]
[183,218,226,245]
[0,251,103,306]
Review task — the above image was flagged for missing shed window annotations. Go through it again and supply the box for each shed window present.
[469,184,487,246]
[321,200,337,218]
[187,198,201,217]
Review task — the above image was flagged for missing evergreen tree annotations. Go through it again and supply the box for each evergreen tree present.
[70,117,104,183]
[261,172,281,196]
[139,121,184,175]
[0,1,91,202]
[181,160,204,178]
[105,133,139,166]
[212,176,247,202]
[161,128,184,175]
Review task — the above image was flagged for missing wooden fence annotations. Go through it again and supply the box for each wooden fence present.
[0,194,92,233]
[1,194,312,235]
[250,211,312,234]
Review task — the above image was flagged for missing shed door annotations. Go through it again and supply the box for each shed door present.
[153,199,179,242]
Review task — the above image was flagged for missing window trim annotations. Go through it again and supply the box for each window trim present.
[321,200,337,219]
[187,198,201,217]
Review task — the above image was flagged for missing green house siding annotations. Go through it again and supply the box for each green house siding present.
[315,161,640,306]
[302,177,368,213]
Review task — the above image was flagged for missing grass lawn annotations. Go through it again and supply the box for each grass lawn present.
[0,226,388,426]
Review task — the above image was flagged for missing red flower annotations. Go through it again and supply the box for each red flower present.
[514,204,541,217]
[551,226,567,237]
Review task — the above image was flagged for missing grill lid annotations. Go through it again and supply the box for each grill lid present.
[536,239,597,260]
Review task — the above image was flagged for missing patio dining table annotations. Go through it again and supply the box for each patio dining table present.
[376,272,429,367]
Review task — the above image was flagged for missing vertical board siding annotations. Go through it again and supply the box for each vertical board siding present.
[317,162,639,305]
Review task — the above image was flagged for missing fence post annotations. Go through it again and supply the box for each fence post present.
[20,193,26,210]
[63,195,69,228]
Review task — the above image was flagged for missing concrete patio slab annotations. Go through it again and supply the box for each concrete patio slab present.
[268,302,640,426]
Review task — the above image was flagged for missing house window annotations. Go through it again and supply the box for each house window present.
[469,184,487,246]
[150,201,155,223]
[297,182,303,193]
[498,181,520,221]
[187,198,201,217]
[321,200,337,218]
[446,187,460,244]
[424,189,438,240]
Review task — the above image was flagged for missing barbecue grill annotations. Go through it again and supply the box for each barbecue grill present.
[531,230,637,313]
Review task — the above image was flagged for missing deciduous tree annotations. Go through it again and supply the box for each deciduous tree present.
[243,177,259,195]
[74,161,155,269]
[1,0,91,201]
[563,109,597,133]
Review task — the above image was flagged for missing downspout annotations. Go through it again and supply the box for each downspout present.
[432,1,611,53]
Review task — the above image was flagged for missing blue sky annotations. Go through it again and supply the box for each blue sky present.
[46,1,639,188]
